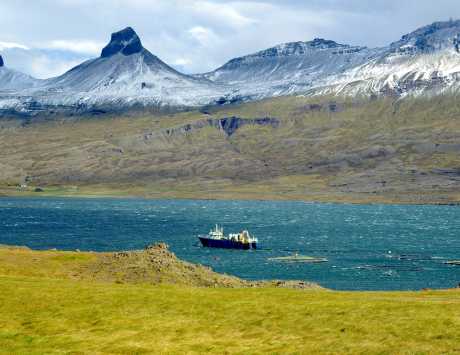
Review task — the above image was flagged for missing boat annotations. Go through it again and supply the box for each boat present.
[199,225,258,250]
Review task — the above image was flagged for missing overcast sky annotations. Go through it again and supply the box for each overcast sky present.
[1,0,460,78]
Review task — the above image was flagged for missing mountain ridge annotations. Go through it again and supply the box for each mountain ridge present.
[2,20,460,115]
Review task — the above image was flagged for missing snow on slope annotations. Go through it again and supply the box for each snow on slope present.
[0,54,42,91]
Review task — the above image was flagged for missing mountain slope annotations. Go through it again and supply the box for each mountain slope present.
[2,95,460,204]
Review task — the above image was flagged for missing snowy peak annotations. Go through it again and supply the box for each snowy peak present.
[210,37,367,74]
[101,27,144,58]
[235,38,353,61]
[254,38,347,58]
[201,35,374,99]
[0,55,3,67]
[390,20,460,54]
[3,26,227,111]
[271,38,348,55]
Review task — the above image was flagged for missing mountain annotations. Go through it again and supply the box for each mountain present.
[200,38,382,99]
[0,54,42,91]
[0,27,226,115]
[2,20,460,115]
[203,20,460,99]
[314,20,460,97]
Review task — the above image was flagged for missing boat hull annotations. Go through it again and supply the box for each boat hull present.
[199,237,257,250]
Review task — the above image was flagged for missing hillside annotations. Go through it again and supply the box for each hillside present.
[1,95,460,203]
[0,245,459,353]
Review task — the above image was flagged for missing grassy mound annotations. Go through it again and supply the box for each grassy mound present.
[0,244,320,289]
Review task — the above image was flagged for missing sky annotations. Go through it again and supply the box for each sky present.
[1,0,460,78]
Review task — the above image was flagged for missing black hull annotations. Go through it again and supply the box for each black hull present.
[199,237,257,250]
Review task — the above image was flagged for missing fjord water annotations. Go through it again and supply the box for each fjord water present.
[0,197,459,290]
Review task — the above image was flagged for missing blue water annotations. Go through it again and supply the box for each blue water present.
[0,197,459,291]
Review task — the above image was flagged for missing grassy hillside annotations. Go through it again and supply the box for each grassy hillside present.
[1,246,459,353]
[2,95,460,203]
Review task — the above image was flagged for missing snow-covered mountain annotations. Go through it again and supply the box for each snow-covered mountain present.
[199,39,383,99]
[312,20,460,97]
[0,27,226,114]
[3,20,460,115]
[203,20,460,99]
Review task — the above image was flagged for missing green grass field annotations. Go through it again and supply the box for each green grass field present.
[1,246,459,354]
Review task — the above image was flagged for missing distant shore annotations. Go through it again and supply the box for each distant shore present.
[2,184,460,205]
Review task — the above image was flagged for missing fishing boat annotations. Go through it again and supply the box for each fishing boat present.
[199,224,257,250]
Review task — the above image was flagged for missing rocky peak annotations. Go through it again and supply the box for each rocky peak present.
[308,38,342,49]
[0,55,4,67]
[268,38,348,57]
[101,27,143,58]
[391,19,460,53]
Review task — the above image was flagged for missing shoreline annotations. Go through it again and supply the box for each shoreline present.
[2,186,460,206]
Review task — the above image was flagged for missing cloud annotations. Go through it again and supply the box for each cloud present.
[173,58,192,66]
[28,55,83,78]
[0,46,90,78]
[189,1,258,29]
[43,40,104,55]
[2,0,460,77]
[188,26,220,47]
[0,41,29,51]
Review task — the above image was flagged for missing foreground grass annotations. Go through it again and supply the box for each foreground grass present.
[1,277,460,354]
[0,247,459,353]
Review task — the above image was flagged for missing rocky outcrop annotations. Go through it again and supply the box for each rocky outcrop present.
[0,55,4,67]
[101,27,144,58]
[80,243,322,289]
[143,116,280,141]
